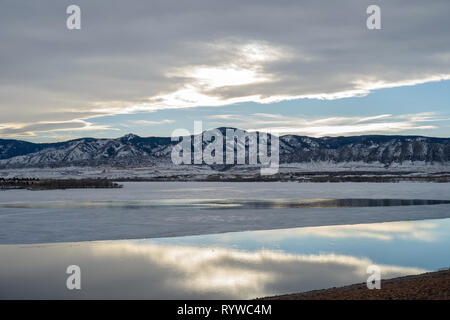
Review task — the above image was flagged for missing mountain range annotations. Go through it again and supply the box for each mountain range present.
[0,128,449,169]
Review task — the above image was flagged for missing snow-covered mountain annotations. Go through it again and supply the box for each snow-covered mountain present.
[0,134,175,168]
[278,134,450,165]
[0,129,449,169]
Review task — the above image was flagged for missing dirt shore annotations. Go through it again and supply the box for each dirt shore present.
[262,269,450,300]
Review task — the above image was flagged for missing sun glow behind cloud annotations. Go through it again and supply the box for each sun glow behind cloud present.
[135,42,283,110]
[180,67,270,88]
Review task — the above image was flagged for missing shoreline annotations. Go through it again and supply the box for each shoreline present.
[1,173,450,185]
[0,178,122,190]
[261,268,450,300]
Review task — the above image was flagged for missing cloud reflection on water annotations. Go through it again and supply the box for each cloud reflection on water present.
[234,221,440,243]
[0,237,426,299]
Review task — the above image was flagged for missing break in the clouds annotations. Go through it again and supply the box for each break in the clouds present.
[0,0,450,138]
[208,112,449,137]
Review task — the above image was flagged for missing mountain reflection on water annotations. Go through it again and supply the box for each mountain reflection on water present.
[1,198,450,210]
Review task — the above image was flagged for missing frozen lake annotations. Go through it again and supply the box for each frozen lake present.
[1,217,450,299]
[1,182,450,244]
[1,182,450,299]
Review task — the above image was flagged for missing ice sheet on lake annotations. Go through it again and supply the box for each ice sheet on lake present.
[1,182,450,244]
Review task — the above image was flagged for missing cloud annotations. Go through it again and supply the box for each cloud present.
[128,119,175,126]
[208,112,446,136]
[0,0,450,137]
[207,114,243,120]
[0,120,113,137]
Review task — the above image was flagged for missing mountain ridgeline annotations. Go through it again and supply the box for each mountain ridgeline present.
[0,129,449,169]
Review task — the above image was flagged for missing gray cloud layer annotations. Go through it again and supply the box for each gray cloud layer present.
[1,0,449,136]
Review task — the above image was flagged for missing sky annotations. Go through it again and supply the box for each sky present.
[0,0,449,142]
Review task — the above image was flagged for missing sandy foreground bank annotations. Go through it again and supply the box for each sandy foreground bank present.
[262,269,450,300]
